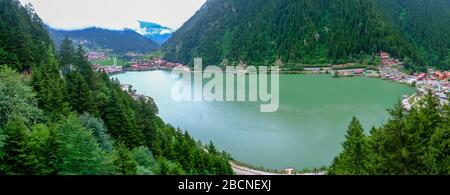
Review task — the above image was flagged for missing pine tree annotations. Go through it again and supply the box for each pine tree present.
[74,45,95,89]
[0,67,41,126]
[28,124,57,175]
[32,46,70,117]
[425,104,450,175]
[0,0,238,176]
[113,142,137,175]
[425,125,450,175]
[155,157,184,175]
[0,117,37,175]
[135,97,159,147]
[207,141,218,155]
[131,146,156,169]
[79,113,114,152]
[329,117,369,175]
[55,115,104,175]
[103,89,145,148]
[65,71,96,115]
[59,36,76,73]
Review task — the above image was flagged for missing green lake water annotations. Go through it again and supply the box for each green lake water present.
[113,71,415,169]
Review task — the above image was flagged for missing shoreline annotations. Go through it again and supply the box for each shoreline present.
[230,161,326,175]
[111,68,415,174]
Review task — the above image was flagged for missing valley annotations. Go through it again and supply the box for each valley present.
[0,0,449,176]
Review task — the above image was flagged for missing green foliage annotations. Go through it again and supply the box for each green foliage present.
[0,128,5,161]
[163,0,408,66]
[65,71,96,115]
[0,117,37,175]
[0,0,52,71]
[0,67,42,126]
[151,125,234,175]
[103,87,145,148]
[155,157,185,175]
[329,117,369,175]
[375,0,450,69]
[112,142,137,175]
[79,113,114,152]
[58,37,76,71]
[164,0,450,70]
[0,0,234,175]
[131,146,156,169]
[332,94,450,175]
[31,46,70,117]
[134,97,159,147]
[54,115,105,175]
[425,118,450,175]
[28,124,58,175]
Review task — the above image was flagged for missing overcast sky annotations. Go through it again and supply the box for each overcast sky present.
[19,0,206,30]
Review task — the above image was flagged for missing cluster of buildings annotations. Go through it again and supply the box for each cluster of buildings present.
[86,52,108,61]
[334,68,365,77]
[302,65,383,78]
[380,51,401,66]
[127,57,186,71]
[86,49,450,108]
[321,51,450,109]
[380,66,450,108]
[91,64,123,74]
[414,70,450,104]
[379,66,409,82]
[378,51,410,82]
[87,52,188,74]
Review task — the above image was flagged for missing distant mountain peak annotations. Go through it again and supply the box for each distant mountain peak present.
[48,26,160,54]
[134,21,173,45]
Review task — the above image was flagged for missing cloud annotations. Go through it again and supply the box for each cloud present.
[19,0,206,30]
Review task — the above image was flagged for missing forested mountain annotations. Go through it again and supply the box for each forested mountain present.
[0,0,232,175]
[163,0,450,70]
[0,0,52,72]
[48,27,160,54]
[373,0,450,70]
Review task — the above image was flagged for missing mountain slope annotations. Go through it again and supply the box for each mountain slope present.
[373,0,450,69]
[0,0,53,71]
[135,21,173,45]
[0,0,233,175]
[48,27,160,54]
[163,0,450,69]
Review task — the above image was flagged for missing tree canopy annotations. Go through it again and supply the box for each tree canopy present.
[330,94,450,175]
[0,0,233,175]
[164,0,450,71]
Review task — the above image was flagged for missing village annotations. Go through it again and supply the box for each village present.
[376,52,450,109]
[87,51,188,74]
[127,58,185,71]
[292,51,450,109]
[86,51,450,110]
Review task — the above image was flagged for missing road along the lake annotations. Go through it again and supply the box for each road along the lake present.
[230,162,325,175]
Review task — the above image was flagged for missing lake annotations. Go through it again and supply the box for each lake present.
[113,71,415,169]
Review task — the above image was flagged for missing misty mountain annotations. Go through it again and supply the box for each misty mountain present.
[48,27,160,54]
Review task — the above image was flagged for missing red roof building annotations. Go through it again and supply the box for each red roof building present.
[417,73,427,81]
